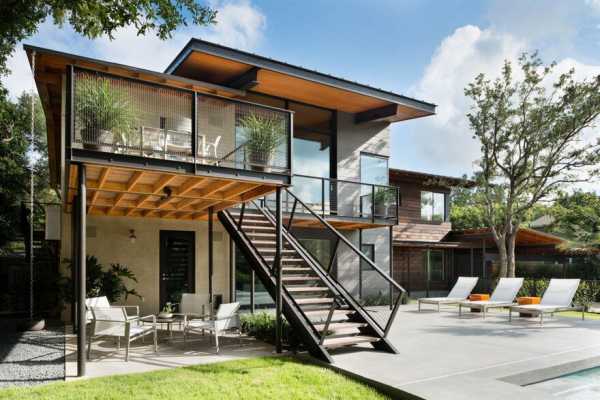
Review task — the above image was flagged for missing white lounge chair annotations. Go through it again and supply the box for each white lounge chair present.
[87,306,157,361]
[458,277,524,319]
[418,277,479,312]
[183,302,241,353]
[85,296,139,323]
[509,279,584,326]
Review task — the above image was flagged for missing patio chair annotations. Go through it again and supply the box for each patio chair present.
[458,277,524,319]
[203,135,222,159]
[87,306,157,361]
[417,277,479,312]
[509,279,584,326]
[85,296,139,324]
[174,293,211,329]
[183,302,241,353]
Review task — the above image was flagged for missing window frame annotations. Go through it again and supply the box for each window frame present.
[420,190,448,222]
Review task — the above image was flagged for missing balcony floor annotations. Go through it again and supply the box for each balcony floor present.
[67,163,278,220]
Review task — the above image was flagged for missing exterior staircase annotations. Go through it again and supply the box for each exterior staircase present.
[219,197,403,363]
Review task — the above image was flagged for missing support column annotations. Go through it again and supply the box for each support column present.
[425,249,430,298]
[274,187,283,354]
[208,206,214,308]
[70,194,78,331]
[76,164,87,377]
[470,247,474,276]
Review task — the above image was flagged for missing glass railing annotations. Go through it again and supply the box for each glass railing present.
[71,68,291,174]
[274,174,400,223]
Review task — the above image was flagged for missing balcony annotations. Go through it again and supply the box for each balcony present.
[264,175,400,228]
[70,68,292,180]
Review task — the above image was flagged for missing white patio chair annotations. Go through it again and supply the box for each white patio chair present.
[183,302,241,353]
[417,277,479,312]
[87,306,157,361]
[85,296,139,324]
[177,293,211,319]
[458,277,524,319]
[203,135,222,159]
[509,279,584,326]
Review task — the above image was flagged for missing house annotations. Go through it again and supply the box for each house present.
[389,168,584,297]
[26,39,436,372]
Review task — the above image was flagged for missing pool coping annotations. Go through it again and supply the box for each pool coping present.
[499,355,600,387]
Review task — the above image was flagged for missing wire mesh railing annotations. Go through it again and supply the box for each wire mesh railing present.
[72,68,291,174]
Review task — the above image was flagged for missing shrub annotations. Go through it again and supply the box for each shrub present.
[240,312,301,349]
[574,280,600,307]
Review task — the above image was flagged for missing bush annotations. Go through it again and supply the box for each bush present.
[517,278,549,298]
[240,312,301,349]
[515,278,600,308]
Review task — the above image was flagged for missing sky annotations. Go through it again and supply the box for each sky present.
[3,0,600,188]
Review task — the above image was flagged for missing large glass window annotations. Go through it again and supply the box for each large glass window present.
[421,191,446,222]
[424,250,444,281]
[360,243,375,272]
[235,246,273,311]
[360,153,389,186]
[299,238,332,268]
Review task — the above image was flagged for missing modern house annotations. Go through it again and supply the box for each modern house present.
[389,169,581,297]
[26,39,436,373]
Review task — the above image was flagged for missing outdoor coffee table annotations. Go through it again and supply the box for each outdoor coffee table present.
[143,315,183,340]
[468,294,490,312]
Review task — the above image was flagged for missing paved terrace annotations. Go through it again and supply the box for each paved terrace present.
[332,303,600,400]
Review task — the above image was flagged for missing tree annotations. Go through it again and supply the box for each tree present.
[465,53,600,278]
[547,191,600,246]
[0,0,216,75]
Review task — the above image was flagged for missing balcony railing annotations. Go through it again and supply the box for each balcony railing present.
[71,68,292,174]
[267,174,400,224]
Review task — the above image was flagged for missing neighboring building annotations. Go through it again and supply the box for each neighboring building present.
[389,168,581,297]
[27,39,436,366]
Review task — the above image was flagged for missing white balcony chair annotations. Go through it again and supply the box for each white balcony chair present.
[183,302,241,353]
[417,277,479,312]
[458,277,524,319]
[87,306,157,361]
[203,135,222,159]
[509,279,584,326]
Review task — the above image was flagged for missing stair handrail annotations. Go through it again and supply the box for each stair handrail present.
[282,189,406,295]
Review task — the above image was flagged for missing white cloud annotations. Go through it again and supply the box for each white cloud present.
[586,0,600,14]
[1,0,266,97]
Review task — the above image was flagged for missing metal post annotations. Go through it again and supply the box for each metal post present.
[470,247,474,276]
[482,239,487,290]
[426,249,430,298]
[321,178,325,217]
[70,193,78,331]
[208,206,214,307]
[76,164,87,377]
[275,187,283,354]
[407,249,411,297]
[250,271,255,314]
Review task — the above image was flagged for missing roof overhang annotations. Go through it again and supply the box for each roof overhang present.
[390,168,476,188]
[165,39,436,123]
[449,228,566,247]
[24,44,245,186]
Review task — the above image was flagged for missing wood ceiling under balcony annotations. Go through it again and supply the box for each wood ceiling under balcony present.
[67,164,276,220]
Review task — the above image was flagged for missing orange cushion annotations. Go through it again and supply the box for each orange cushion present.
[517,297,541,305]
[469,294,490,301]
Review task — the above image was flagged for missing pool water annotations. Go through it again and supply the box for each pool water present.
[528,366,600,399]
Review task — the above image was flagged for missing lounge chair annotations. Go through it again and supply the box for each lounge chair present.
[418,277,479,312]
[85,296,139,323]
[183,302,241,353]
[87,306,157,361]
[509,279,584,326]
[458,277,524,319]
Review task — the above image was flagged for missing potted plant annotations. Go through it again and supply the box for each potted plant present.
[158,302,175,319]
[373,188,395,218]
[239,112,286,172]
[75,76,135,152]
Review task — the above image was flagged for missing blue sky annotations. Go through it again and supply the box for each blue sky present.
[3,0,600,188]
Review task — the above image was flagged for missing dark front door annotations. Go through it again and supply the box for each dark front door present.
[160,230,195,308]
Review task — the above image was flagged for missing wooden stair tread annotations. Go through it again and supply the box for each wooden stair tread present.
[282,276,320,281]
[322,335,379,348]
[282,267,313,272]
[314,322,368,331]
[241,225,274,231]
[287,287,329,293]
[295,298,334,305]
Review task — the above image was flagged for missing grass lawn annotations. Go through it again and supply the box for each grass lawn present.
[0,356,389,400]
[557,310,600,320]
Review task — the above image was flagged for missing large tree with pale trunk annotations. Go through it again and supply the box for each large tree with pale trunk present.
[464,53,600,278]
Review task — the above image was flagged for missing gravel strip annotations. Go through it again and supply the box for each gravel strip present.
[0,327,65,388]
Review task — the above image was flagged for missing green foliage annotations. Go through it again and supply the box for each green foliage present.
[239,113,286,165]
[240,312,299,348]
[62,255,142,303]
[548,191,600,247]
[361,292,390,307]
[464,52,600,277]
[515,278,600,307]
[0,0,216,76]
[75,76,136,145]
[516,278,549,298]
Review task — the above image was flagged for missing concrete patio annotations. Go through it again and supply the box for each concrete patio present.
[331,303,600,399]
[65,326,274,380]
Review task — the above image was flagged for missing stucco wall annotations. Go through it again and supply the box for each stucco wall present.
[61,213,231,317]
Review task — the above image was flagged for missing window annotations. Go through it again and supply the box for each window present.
[424,250,444,281]
[421,191,446,222]
[360,243,375,271]
[360,153,389,186]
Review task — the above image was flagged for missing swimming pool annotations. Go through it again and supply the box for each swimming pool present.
[528,366,600,399]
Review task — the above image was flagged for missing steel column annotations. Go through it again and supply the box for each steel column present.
[76,164,87,377]
[208,206,214,307]
[274,187,283,353]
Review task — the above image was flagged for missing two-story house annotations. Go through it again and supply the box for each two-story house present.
[26,39,436,370]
